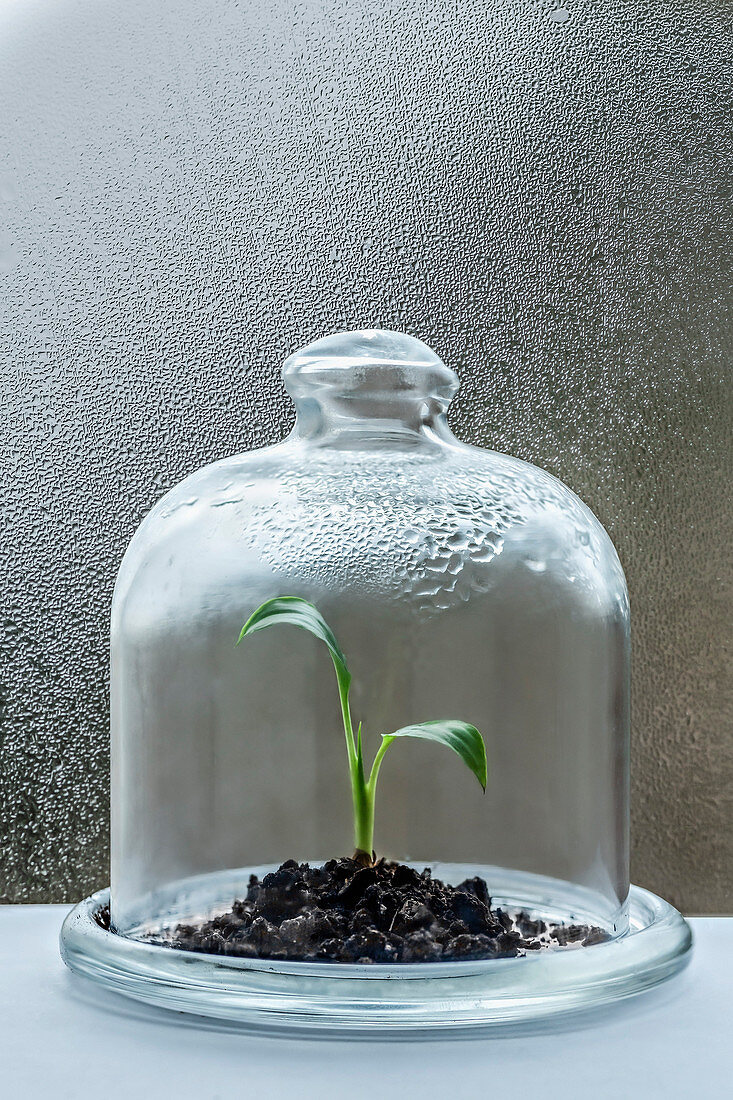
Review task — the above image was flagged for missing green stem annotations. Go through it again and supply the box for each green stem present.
[337,676,371,854]
[351,735,395,859]
[367,736,393,797]
[352,758,374,855]
[337,670,394,859]
[338,676,356,768]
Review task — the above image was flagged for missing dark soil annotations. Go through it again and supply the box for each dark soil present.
[146,858,609,964]
[95,903,111,930]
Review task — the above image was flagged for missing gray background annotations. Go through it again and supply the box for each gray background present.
[0,0,730,912]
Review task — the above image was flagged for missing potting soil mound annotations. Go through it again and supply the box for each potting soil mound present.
[147,857,609,963]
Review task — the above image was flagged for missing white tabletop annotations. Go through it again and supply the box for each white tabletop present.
[3,908,729,1099]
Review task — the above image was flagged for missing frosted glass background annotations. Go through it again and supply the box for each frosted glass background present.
[0,0,730,911]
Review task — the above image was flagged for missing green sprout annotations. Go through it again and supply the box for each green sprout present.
[237,596,487,864]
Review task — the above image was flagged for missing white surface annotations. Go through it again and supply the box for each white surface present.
[1,908,729,1099]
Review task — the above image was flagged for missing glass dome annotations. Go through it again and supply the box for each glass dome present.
[61,330,691,1030]
[111,327,630,930]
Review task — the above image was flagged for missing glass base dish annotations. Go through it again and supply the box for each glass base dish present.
[60,864,692,1035]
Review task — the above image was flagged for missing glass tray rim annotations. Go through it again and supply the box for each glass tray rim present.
[60,864,692,1033]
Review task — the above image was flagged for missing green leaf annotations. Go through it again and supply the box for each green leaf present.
[383,720,487,791]
[237,596,351,691]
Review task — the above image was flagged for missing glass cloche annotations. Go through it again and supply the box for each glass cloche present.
[61,330,691,1031]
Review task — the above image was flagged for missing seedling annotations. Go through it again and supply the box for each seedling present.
[237,596,487,863]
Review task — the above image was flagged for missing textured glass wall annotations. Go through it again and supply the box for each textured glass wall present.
[0,0,730,911]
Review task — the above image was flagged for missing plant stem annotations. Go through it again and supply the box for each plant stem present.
[352,761,374,856]
[338,677,356,769]
[338,675,396,859]
[337,677,371,855]
[350,734,395,860]
[367,736,393,796]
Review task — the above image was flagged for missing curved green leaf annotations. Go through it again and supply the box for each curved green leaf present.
[383,720,487,791]
[237,596,351,691]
